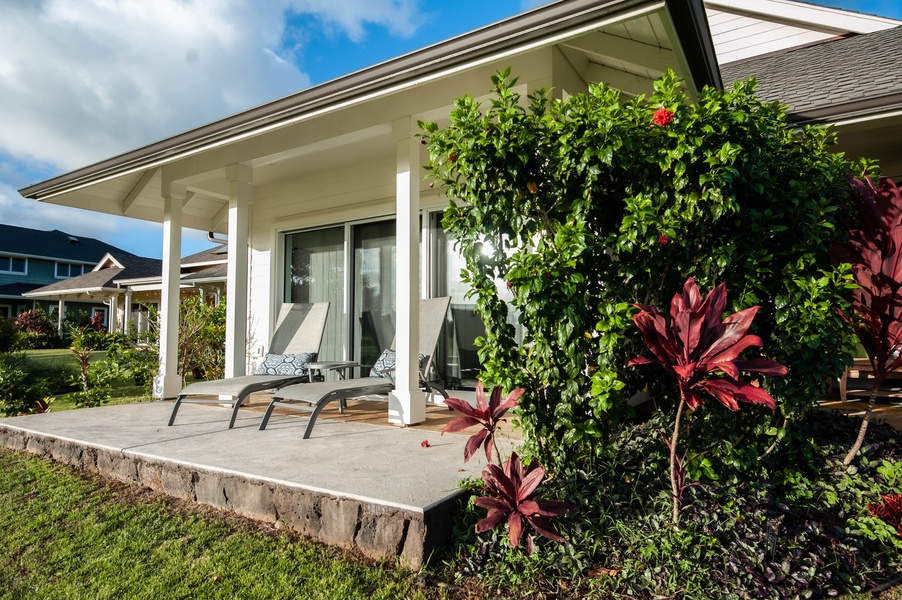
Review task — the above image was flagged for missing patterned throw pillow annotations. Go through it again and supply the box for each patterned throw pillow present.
[254,352,318,376]
[369,349,429,378]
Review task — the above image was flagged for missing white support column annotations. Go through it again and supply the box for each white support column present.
[224,164,252,378]
[123,290,132,336]
[108,295,119,333]
[57,299,65,337]
[389,117,425,425]
[154,182,185,399]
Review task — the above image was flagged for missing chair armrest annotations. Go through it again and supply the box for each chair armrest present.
[307,361,365,380]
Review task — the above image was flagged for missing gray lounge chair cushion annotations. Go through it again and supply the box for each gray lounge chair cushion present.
[255,352,318,376]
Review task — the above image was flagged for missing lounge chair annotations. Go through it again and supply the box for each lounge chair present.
[167,302,330,429]
[259,296,451,438]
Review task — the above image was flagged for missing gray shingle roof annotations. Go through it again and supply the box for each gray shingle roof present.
[27,267,126,295]
[113,254,164,280]
[0,224,131,262]
[181,244,227,265]
[25,252,162,296]
[720,26,902,122]
[182,264,228,282]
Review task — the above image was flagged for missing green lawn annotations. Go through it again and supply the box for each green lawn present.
[15,348,152,412]
[0,449,454,600]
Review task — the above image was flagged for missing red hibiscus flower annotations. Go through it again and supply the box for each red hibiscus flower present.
[652,108,674,126]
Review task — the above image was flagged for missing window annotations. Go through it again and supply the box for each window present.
[0,255,27,274]
[55,262,84,278]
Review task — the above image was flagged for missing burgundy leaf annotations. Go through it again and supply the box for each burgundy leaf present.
[441,415,481,434]
[442,397,478,419]
[443,380,522,465]
[475,508,508,533]
[527,515,568,543]
[473,452,572,549]
[464,429,489,463]
[507,511,525,547]
[631,277,785,413]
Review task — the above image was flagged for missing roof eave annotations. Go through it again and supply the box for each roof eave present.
[787,92,902,125]
[23,286,120,298]
[20,0,719,201]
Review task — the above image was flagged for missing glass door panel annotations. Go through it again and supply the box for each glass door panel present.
[353,220,396,370]
[284,226,345,361]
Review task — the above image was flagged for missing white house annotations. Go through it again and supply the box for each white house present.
[19,0,902,426]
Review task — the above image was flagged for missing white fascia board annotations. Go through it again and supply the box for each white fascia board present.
[180,259,229,268]
[23,286,118,298]
[706,0,901,33]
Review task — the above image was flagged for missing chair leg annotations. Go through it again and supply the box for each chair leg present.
[168,396,185,426]
[303,398,337,439]
[228,394,247,429]
[259,400,277,430]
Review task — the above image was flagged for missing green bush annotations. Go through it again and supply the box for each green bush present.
[423,69,866,470]
[0,355,51,416]
[13,309,62,349]
[178,296,226,383]
[0,318,13,353]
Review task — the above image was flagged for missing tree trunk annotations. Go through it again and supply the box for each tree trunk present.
[670,392,687,526]
[843,380,881,466]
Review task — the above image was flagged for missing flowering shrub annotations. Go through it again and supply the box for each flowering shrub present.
[424,68,863,471]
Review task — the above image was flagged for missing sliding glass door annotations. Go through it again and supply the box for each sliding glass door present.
[284,220,396,368]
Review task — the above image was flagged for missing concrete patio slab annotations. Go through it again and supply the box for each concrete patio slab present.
[0,401,489,567]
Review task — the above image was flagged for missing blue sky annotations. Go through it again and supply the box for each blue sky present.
[0,0,899,259]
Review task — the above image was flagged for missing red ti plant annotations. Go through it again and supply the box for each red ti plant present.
[868,494,902,537]
[475,452,574,553]
[833,176,902,466]
[629,277,788,524]
[442,381,524,463]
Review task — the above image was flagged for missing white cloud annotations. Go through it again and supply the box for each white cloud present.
[0,0,427,258]
[283,0,424,42]
[0,0,426,173]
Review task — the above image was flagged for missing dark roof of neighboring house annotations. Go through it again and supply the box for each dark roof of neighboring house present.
[181,244,228,265]
[0,283,43,297]
[114,254,165,280]
[25,253,162,296]
[721,26,902,123]
[27,267,126,295]
[182,263,228,283]
[0,224,130,263]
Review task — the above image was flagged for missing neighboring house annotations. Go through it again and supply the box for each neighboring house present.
[0,224,132,322]
[24,245,228,335]
[18,0,902,427]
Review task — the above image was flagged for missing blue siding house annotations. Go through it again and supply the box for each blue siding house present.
[0,224,131,320]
